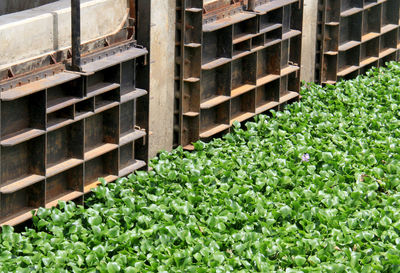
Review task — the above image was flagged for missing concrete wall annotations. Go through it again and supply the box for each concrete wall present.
[148,0,176,157]
[300,0,318,83]
[0,0,128,69]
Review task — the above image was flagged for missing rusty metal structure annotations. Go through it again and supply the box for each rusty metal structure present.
[315,0,400,84]
[174,0,303,149]
[0,0,150,226]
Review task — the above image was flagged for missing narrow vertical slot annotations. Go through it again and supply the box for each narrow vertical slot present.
[185,0,202,9]
[338,45,361,76]
[233,40,251,58]
[360,37,379,66]
[120,60,136,96]
[230,91,255,124]
[363,0,378,8]
[45,165,83,208]
[1,91,46,146]
[379,51,397,66]
[288,35,301,68]
[233,17,257,44]
[282,4,291,34]
[94,88,120,112]
[325,0,340,23]
[199,101,230,138]
[252,34,264,50]
[202,26,232,67]
[200,62,231,109]
[84,150,118,193]
[381,0,400,29]
[255,78,280,114]
[183,81,200,116]
[361,5,381,41]
[322,54,338,84]
[231,53,257,97]
[84,107,119,161]
[75,98,94,120]
[0,181,45,226]
[86,65,120,97]
[281,39,289,69]
[183,46,201,80]
[47,105,74,131]
[46,78,83,114]
[118,142,145,177]
[340,0,363,15]
[339,13,362,50]
[360,60,378,75]
[120,100,135,139]
[181,115,200,148]
[259,7,283,33]
[0,135,45,193]
[184,11,202,45]
[323,24,339,53]
[256,42,281,85]
[46,121,84,177]
[379,29,398,58]
[338,69,360,81]
[280,73,299,103]
[265,27,282,46]
[119,100,146,146]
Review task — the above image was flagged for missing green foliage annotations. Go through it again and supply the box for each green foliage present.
[2,63,400,272]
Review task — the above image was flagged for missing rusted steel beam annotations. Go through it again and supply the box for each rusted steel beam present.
[129,0,136,18]
[71,0,82,71]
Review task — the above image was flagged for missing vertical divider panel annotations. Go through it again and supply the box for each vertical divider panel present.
[179,0,203,148]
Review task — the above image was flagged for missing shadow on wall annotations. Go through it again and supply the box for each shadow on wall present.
[0,0,58,15]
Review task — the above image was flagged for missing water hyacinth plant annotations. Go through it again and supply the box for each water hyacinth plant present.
[1,63,400,272]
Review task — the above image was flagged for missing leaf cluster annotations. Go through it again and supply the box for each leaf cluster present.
[2,63,400,272]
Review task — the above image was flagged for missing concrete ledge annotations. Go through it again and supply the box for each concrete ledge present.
[0,0,128,69]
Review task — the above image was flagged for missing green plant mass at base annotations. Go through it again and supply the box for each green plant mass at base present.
[2,63,400,272]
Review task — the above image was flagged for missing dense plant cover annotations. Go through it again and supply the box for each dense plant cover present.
[1,63,400,272]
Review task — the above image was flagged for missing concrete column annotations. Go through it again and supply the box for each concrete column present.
[301,0,318,83]
[148,0,176,157]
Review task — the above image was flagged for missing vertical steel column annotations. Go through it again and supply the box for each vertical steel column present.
[247,0,256,10]
[136,0,151,163]
[71,0,81,71]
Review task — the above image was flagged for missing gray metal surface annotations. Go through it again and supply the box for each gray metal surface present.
[0,0,58,16]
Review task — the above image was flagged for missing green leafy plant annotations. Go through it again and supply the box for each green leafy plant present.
[1,63,400,272]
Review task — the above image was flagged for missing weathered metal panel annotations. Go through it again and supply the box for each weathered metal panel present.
[0,38,149,227]
[174,0,303,148]
[316,0,400,84]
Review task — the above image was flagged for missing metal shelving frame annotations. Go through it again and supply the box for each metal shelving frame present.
[175,0,303,149]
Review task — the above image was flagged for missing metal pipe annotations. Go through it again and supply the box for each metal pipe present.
[71,0,81,71]
[247,0,256,11]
